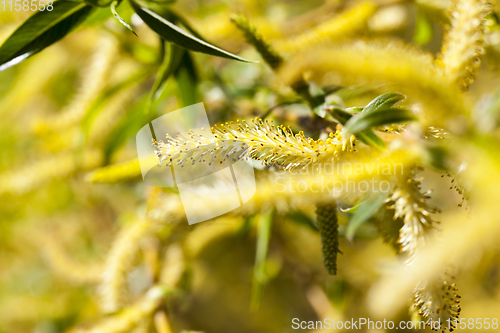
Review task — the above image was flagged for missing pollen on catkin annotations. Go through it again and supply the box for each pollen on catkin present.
[153,118,356,172]
[315,202,340,275]
[412,273,461,332]
[385,173,440,261]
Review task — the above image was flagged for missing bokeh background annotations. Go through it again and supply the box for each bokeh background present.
[1,0,500,332]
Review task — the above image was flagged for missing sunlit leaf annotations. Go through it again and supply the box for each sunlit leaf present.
[0,1,93,71]
[174,51,200,107]
[130,0,257,62]
[345,108,416,135]
[111,0,137,36]
[145,42,184,115]
[362,92,405,115]
[251,211,274,311]
[346,193,387,242]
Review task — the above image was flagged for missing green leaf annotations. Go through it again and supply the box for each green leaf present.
[357,130,387,150]
[174,51,200,107]
[111,0,137,36]
[339,202,363,213]
[345,108,417,135]
[326,107,387,150]
[362,92,405,115]
[251,211,274,311]
[328,107,353,125]
[85,0,114,6]
[145,42,184,115]
[287,210,319,232]
[0,1,93,71]
[130,0,257,63]
[345,193,387,242]
[345,106,364,114]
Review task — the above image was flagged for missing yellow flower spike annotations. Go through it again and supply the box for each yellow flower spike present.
[99,219,161,314]
[71,286,170,333]
[438,0,491,90]
[154,119,359,171]
[276,1,377,53]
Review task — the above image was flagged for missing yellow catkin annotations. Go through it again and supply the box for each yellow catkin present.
[41,233,103,284]
[158,244,186,290]
[85,159,142,184]
[0,149,102,195]
[412,274,461,332]
[71,286,169,333]
[0,45,67,118]
[438,0,491,90]
[99,219,159,314]
[385,174,440,261]
[154,118,356,172]
[87,85,142,147]
[183,217,243,258]
[276,2,377,53]
[279,40,466,129]
[34,34,117,133]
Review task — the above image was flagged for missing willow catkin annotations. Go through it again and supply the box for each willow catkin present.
[412,273,461,332]
[385,174,440,261]
[85,158,142,184]
[99,219,159,314]
[41,232,103,285]
[438,0,491,90]
[35,34,117,133]
[154,118,355,172]
[275,1,377,53]
[315,202,340,275]
[0,149,102,195]
[71,286,169,333]
[230,13,284,70]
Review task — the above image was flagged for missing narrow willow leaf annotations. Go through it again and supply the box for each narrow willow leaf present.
[0,1,93,71]
[328,107,353,125]
[145,42,184,115]
[251,211,274,310]
[345,106,364,114]
[345,193,387,242]
[287,210,319,232]
[345,108,416,135]
[327,107,387,149]
[357,130,387,150]
[174,51,199,107]
[339,202,363,213]
[130,0,257,63]
[111,1,137,36]
[362,92,406,114]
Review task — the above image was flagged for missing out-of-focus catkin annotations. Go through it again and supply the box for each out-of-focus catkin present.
[315,202,340,275]
[99,219,159,314]
[71,286,169,333]
[41,232,103,284]
[439,0,491,90]
[35,34,117,133]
